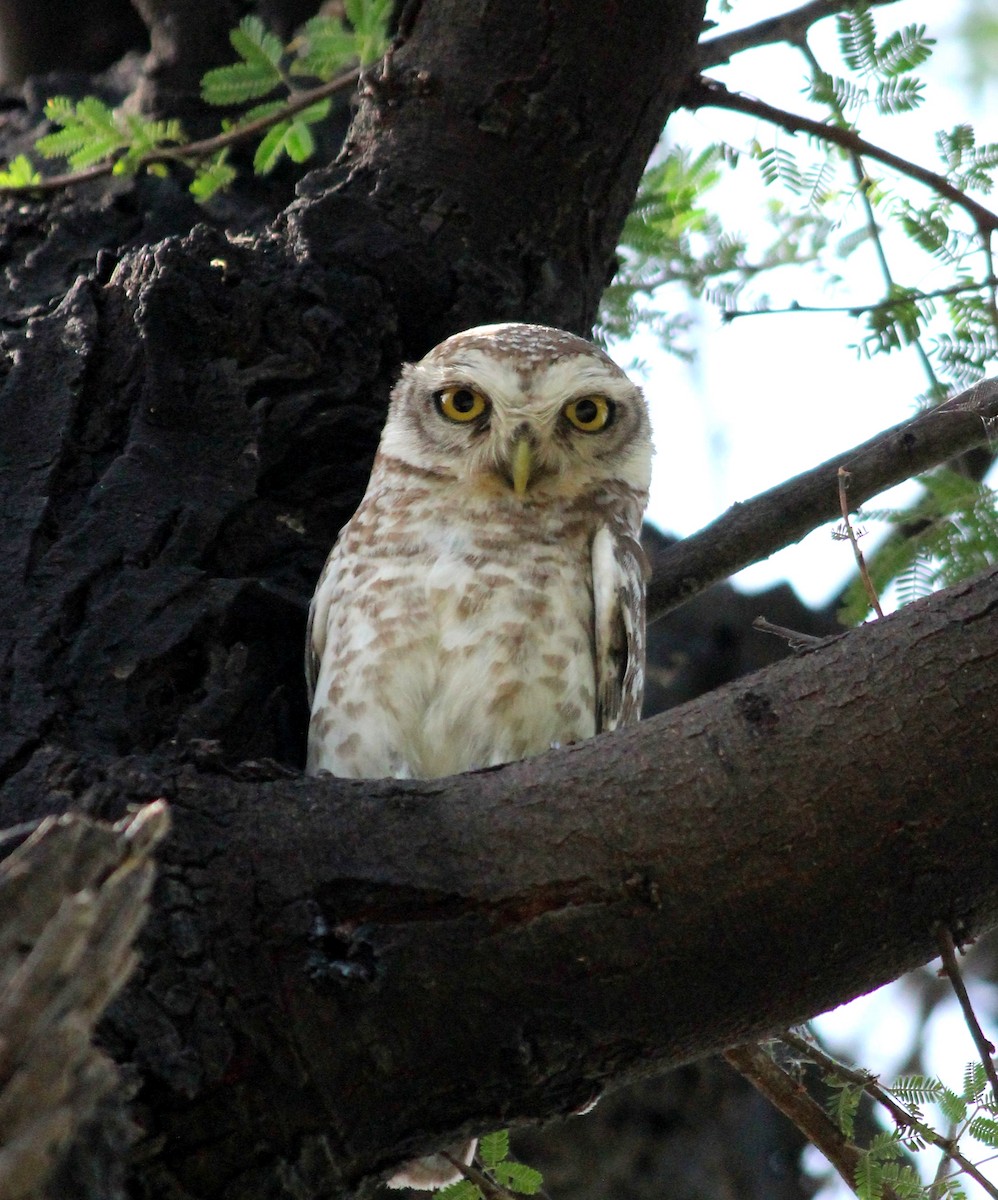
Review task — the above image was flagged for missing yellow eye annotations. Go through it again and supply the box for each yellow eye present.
[563,395,614,432]
[435,387,489,423]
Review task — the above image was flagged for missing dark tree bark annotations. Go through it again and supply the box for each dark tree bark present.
[1,2,993,1198]
[5,563,998,1198]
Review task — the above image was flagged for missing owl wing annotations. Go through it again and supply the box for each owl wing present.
[304,556,336,709]
[591,524,650,733]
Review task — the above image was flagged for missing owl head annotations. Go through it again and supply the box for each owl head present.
[376,323,652,501]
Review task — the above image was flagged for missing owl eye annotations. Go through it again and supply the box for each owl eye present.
[563,395,614,432]
[435,387,489,423]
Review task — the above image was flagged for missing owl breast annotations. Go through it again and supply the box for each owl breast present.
[306,488,598,780]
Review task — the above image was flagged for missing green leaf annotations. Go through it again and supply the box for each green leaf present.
[292,15,357,79]
[297,98,333,126]
[937,1086,968,1125]
[0,153,41,187]
[756,146,803,192]
[435,1181,480,1200]
[890,1075,944,1106]
[879,1162,925,1200]
[36,96,128,169]
[283,118,315,163]
[230,15,284,70]
[201,61,283,105]
[345,0,393,64]
[876,76,925,115]
[969,1115,998,1147]
[937,124,976,170]
[225,100,288,128]
[898,202,951,256]
[253,120,291,173]
[810,70,868,114]
[963,1060,989,1102]
[201,15,285,105]
[874,25,934,77]
[478,1130,509,1168]
[838,6,878,74]
[493,1162,544,1195]
[827,1079,864,1138]
[190,152,237,201]
[855,1150,884,1200]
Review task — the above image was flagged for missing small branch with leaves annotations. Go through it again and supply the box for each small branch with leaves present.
[433,1131,544,1200]
[779,1029,998,1200]
[0,2,391,201]
[682,76,998,239]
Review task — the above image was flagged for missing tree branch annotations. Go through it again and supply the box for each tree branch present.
[782,1031,998,1200]
[0,66,362,196]
[722,280,998,322]
[698,0,903,69]
[935,926,998,1100]
[11,561,998,1193]
[682,76,998,236]
[647,376,998,619]
[724,1043,862,1193]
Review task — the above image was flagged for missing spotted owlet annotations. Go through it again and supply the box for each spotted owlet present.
[305,322,652,1187]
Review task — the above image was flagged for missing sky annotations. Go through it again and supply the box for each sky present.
[614,3,998,1196]
[616,0,991,609]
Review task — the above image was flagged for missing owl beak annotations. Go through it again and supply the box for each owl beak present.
[510,435,533,495]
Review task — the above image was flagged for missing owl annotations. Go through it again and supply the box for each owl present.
[305,322,652,1187]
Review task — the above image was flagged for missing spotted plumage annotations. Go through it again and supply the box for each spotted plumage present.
[305,321,652,1185]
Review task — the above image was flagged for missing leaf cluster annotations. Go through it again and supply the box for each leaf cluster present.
[818,1058,998,1200]
[434,1131,543,1200]
[36,97,183,176]
[1,1,390,201]
[854,1132,925,1200]
[598,145,834,354]
[603,2,998,614]
[815,9,934,120]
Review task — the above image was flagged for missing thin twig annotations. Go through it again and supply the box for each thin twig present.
[723,279,998,322]
[836,467,884,618]
[795,38,943,397]
[0,65,362,197]
[928,1123,957,1200]
[724,1042,865,1192]
[645,376,998,622]
[935,925,998,1101]
[781,1030,998,1200]
[683,76,998,237]
[752,616,830,651]
[442,1152,518,1200]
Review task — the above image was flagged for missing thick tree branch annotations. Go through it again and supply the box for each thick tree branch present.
[6,562,997,1195]
[647,376,998,618]
[683,76,998,236]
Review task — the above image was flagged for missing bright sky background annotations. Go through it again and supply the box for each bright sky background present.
[617,0,993,609]
[613,3,998,1196]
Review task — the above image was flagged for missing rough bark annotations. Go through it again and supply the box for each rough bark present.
[0,803,168,1200]
[4,562,998,1196]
